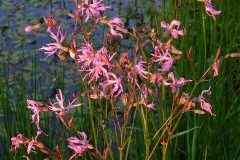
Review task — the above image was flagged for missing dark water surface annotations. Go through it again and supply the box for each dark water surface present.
[0,0,161,99]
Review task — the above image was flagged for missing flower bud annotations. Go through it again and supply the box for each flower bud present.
[25,26,33,33]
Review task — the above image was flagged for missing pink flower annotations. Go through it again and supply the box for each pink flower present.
[134,59,148,78]
[139,85,156,110]
[11,131,46,155]
[47,89,81,118]
[205,0,221,21]
[164,72,192,93]
[212,59,220,77]
[78,43,115,83]
[25,24,41,33]
[11,134,26,151]
[48,26,65,44]
[80,0,110,22]
[100,72,123,97]
[27,138,37,154]
[197,86,215,115]
[86,46,115,83]
[67,132,93,159]
[97,46,116,68]
[147,102,156,110]
[77,40,95,68]
[87,60,108,83]
[40,26,65,57]
[108,17,127,38]
[152,46,174,72]
[25,26,33,33]
[162,58,174,72]
[26,131,45,154]
[161,20,186,38]
[27,100,48,131]
[128,59,148,87]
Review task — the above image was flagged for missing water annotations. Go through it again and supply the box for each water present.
[0,0,162,99]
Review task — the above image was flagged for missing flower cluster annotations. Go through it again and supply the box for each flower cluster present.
[78,0,110,22]
[77,41,115,83]
[40,26,66,57]
[11,131,47,157]
[15,0,226,159]
[197,87,215,115]
[198,0,221,20]
[12,90,84,158]
[161,20,186,38]
[27,100,48,131]
[67,132,93,159]
[47,89,81,118]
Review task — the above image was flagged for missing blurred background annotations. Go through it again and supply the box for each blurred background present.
[0,0,240,159]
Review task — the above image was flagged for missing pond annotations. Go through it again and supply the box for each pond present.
[0,0,161,99]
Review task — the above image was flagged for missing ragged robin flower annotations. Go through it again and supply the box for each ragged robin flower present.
[40,26,67,57]
[78,42,116,83]
[197,86,215,115]
[139,85,156,110]
[152,48,174,72]
[127,58,149,87]
[11,134,27,152]
[25,24,41,33]
[47,89,81,119]
[100,72,123,97]
[27,100,48,131]
[161,20,186,38]
[204,0,221,20]
[212,59,220,77]
[198,0,221,20]
[78,0,110,22]
[101,17,128,38]
[67,132,93,159]
[163,72,192,93]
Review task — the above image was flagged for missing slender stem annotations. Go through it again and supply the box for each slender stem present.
[140,107,150,159]
[110,98,122,160]
[202,10,207,71]
[162,141,169,160]
[191,113,197,160]
[148,127,168,160]
[125,108,137,160]
[103,129,114,160]
[74,59,98,150]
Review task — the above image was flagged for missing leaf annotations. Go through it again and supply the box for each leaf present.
[170,126,202,140]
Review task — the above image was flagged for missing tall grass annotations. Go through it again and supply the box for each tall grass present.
[155,0,240,159]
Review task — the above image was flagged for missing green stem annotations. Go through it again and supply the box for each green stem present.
[125,108,138,160]
[202,10,207,71]
[191,114,197,160]
[88,99,98,150]
[74,59,98,150]
[139,107,149,159]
